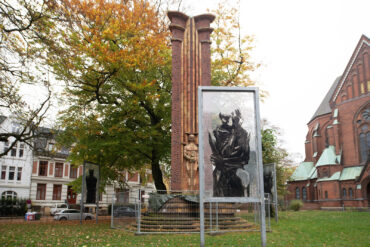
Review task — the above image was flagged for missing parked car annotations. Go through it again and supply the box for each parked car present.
[50,203,69,216]
[54,209,94,221]
[113,206,136,217]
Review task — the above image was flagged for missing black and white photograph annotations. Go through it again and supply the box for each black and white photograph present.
[200,88,262,199]
[83,162,99,205]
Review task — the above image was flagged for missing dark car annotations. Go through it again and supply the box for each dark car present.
[113,206,136,217]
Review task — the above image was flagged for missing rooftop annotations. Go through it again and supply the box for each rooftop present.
[316,145,341,167]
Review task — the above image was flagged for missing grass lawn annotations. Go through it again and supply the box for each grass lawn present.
[1,211,369,246]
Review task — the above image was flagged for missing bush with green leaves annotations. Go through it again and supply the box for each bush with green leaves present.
[0,198,28,216]
[289,200,303,211]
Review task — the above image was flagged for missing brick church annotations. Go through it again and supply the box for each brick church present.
[287,35,370,209]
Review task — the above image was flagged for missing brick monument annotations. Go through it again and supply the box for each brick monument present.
[168,11,215,191]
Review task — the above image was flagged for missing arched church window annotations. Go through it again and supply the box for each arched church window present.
[302,187,307,201]
[357,106,370,163]
[295,187,300,199]
[325,191,328,199]
[342,188,346,198]
[348,188,353,198]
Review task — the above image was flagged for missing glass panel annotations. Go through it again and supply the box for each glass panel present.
[17,167,22,181]
[296,187,300,199]
[39,161,48,176]
[359,133,367,162]
[36,184,46,200]
[55,163,64,177]
[10,147,16,157]
[1,166,6,180]
[8,167,15,180]
[202,91,258,198]
[53,185,62,200]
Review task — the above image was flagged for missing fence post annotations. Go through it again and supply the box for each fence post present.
[216,202,219,231]
[111,193,114,228]
[209,202,212,232]
[137,189,141,234]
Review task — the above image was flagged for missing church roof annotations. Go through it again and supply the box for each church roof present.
[332,35,370,103]
[339,166,364,181]
[290,162,314,181]
[315,146,341,167]
[308,76,341,123]
[317,171,341,182]
[308,167,317,179]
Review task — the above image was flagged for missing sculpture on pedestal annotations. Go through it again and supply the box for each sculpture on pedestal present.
[184,134,199,191]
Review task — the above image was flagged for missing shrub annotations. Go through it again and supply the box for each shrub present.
[289,200,303,211]
[0,198,27,216]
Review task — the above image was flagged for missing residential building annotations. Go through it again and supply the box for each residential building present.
[0,116,33,199]
[287,35,370,209]
[30,127,155,213]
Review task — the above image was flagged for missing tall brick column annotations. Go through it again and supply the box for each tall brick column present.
[168,12,215,191]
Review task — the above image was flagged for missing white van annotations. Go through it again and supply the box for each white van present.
[50,203,69,216]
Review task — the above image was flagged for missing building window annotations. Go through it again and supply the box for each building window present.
[295,187,300,199]
[325,191,328,199]
[302,187,307,201]
[1,191,17,200]
[55,163,64,178]
[1,166,6,180]
[3,141,9,154]
[8,166,15,180]
[17,167,22,181]
[349,188,353,198]
[10,146,17,157]
[342,188,346,198]
[36,184,46,200]
[70,166,78,178]
[11,122,20,134]
[39,161,48,176]
[52,184,62,200]
[357,107,370,163]
[19,143,24,157]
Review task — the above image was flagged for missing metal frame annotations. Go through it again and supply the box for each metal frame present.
[264,163,279,222]
[198,86,266,247]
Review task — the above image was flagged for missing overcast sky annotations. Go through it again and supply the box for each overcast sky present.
[180,0,370,163]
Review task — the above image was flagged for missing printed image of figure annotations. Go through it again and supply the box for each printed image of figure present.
[209,109,250,197]
[86,169,97,203]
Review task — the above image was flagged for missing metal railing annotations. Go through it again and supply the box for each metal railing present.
[111,189,272,234]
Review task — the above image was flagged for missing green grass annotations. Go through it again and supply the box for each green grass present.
[1,211,369,246]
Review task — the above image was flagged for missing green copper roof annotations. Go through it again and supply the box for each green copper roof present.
[290,162,314,181]
[317,171,341,182]
[339,166,364,180]
[316,146,341,167]
[308,167,317,179]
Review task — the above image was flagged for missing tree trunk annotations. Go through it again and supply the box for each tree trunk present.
[151,149,167,193]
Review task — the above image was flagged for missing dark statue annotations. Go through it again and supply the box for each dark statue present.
[209,109,250,197]
[86,169,97,203]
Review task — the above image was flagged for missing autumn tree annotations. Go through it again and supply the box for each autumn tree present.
[209,0,260,87]
[42,0,171,191]
[0,0,53,157]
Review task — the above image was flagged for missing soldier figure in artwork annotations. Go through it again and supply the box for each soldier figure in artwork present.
[209,109,250,197]
[86,169,97,203]
[184,134,199,191]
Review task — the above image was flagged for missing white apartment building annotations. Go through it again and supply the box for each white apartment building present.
[0,116,33,199]
[1,120,156,213]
